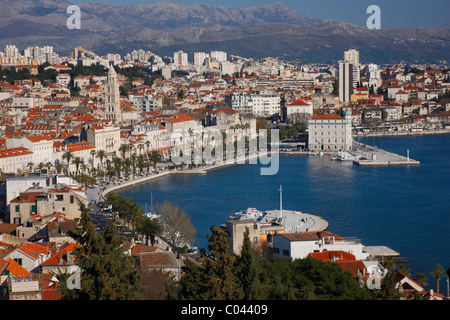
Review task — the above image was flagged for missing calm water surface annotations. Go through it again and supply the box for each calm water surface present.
[120,133,450,289]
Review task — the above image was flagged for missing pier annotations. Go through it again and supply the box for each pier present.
[352,141,420,166]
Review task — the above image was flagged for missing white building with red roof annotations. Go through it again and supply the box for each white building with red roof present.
[6,135,53,166]
[0,147,33,174]
[273,230,369,261]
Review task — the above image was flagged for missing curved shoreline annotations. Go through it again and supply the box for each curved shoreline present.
[94,152,269,202]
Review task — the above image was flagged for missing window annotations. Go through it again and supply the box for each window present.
[14,258,22,266]
[282,249,290,256]
[253,224,258,230]
[254,237,258,244]
[70,195,74,204]
[56,195,64,201]
[15,205,20,212]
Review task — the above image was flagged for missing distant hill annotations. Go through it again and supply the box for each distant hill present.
[0,0,449,65]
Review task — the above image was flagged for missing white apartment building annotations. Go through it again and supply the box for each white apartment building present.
[174,50,188,67]
[220,61,236,76]
[128,93,163,113]
[308,110,353,152]
[272,230,369,261]
[225,91,280,117]
[210,51,227,62]
[194,52,209,66]
[344,49,360,87]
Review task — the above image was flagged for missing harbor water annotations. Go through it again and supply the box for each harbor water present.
[120,133,450,291]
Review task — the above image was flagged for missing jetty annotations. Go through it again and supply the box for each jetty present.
[352,141,420,166]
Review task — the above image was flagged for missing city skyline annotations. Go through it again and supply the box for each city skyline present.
[69,0,450,29]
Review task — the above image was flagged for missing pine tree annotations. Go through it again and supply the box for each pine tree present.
[234,227,268,300]
[200,226,243,300]
[67,201,145,300]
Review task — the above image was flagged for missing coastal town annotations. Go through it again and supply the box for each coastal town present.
[0,43,449,301]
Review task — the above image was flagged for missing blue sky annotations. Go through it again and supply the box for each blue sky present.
[70,0,450,29]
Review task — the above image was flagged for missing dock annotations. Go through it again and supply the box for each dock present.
[352,141,420,166]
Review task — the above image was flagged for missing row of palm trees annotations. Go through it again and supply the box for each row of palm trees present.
[25,143,162,190]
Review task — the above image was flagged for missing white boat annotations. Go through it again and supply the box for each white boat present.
[331,151,359,161]
[231,207,264,220]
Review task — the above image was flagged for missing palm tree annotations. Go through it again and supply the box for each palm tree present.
[27,162,34,172]
[145,141,151,158]
[45,161,52,173]
[136,216,163,246]
[90,149,96,170]
[398,264,411,277]
[382,256,396,271]
[55,163,64,174]
[127,143,134,158]
[119,144,128,159]
[150,151,161,171]
[130,153,137,176]
[137,143,144,156]
[430,264,446,294]
[71,156,83,176]
[96,149,106,170]
[112,157,122,179]
[62,151,73,174]
[413,273,428,288]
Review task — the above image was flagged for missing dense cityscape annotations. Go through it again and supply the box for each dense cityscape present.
[0,37,449,304]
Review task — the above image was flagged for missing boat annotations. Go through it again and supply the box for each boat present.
[230,207,264,221]
[331,151,359,161]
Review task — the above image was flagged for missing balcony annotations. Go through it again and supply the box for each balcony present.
[9,274,40,293]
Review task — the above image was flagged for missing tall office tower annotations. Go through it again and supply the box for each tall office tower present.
[339,61,354,103]
[344,49,360,87]
[174,50,188,67]
[104,66,122,123]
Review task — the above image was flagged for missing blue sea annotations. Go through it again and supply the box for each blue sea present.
[120,133,450,291]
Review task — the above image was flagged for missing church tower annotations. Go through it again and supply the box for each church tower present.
[104,65,122,123]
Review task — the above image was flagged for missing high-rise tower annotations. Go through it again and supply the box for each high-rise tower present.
[339,61,354,103]
[104,66,122,123]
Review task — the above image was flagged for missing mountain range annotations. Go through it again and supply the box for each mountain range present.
[1,0,449,65]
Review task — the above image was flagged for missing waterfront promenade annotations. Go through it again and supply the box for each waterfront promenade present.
[352,128,450,138]
[86,152,270,203]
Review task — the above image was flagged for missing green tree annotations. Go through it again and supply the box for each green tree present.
[413,273,428,288]
[429,264,446,295]
[67,201,144,300]
[234,227,268,300]
[201,226,243,300]
[136,215,163,246]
